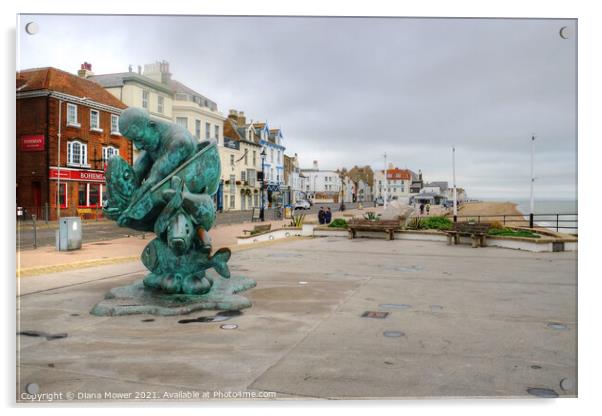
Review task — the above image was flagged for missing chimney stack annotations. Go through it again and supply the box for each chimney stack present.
[237,111,246,126]
[313,160,319,170]
[77,62,93,78]
[228,109,239,121]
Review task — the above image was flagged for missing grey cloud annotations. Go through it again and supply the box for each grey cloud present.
[18,15,577,199]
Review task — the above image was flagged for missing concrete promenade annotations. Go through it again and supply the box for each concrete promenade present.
[17,236,576,401]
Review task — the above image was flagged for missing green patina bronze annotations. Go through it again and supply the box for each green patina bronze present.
[92,107,256,316]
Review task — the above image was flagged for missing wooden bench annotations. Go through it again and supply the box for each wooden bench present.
[445,222,491,248]
[242,223,272,236]
[347,219,401,241]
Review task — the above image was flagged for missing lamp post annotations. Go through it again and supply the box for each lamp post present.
[452,146,457,221]
[260,148,267,222]
[529,135,536,228]
[383,152,388,209]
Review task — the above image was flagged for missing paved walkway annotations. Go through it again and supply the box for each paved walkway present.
[16,206,374,275]
[17,238,577,400]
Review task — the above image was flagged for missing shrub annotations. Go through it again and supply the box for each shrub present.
[488,228,540,238]
[490,220,504,229]
[406,217,425,230]
[363,211,380,221]
[329,218,348,228]
[290,214,305,228]
[421,216,453,230]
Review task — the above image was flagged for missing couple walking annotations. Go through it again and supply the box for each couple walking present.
[318,206,332,225]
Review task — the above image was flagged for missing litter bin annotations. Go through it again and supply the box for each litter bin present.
[56,216,82,251]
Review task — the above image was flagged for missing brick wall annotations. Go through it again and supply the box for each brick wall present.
[17,96,133,220]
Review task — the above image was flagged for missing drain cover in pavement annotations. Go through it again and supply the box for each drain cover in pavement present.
[141,318,155,322]
[379,303,411,310]
[220,324,238,330]
[547,322,568,330]
[383,331,404,337]
[361,311,389,319]
[394,265,423,272]
[25,383,39,395]
[430,305,444,311]
[526,387,559,398]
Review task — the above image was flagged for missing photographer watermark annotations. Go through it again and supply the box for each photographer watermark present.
[20,388,277,401]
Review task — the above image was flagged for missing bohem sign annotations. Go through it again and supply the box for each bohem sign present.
[48,167,106,182]
[20,135,45,151]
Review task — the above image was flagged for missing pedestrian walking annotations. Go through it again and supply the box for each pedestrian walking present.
[419,203,425,216]
[426,203,431,215]
[325,207,332,224]
[318,207,325,225]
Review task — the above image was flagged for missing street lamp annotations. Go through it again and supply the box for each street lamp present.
[260,148,267,222]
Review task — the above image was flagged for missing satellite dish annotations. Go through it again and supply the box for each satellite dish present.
[559,26,569,39]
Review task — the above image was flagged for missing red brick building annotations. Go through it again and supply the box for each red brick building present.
[16,67,131,220]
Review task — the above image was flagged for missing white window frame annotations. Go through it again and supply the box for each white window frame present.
[195,119,201,139]
[157,95,164,114]
[102,146,120,163]
[110,114,120,135]
[90,109,102,132]
[66,103,80,127]
[205,122,211,140]
[67,140,88,167]
[142,90,149,109]
[176,117,188,129]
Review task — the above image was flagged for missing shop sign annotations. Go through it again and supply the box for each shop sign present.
[49,167,105,182]
[20,135,45,151]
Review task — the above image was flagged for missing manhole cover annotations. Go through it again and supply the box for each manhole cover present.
[361,311,389,319]
[526,387,559,398]
[531,365,542,370]
[141,318,155,322]
[430,305,444,311]
[379,304,411,310]
[220,324,238,330]
[69,313,79,317]
[383,331,404,337]
[547,322,568,330]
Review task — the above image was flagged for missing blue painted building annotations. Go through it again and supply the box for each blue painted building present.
[253,123,286,206]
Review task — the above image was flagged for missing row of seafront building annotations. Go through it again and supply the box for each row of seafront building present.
[16,61,306,218]
[16,60,466,219]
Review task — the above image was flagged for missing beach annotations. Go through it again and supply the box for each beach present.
[454,201,528,227]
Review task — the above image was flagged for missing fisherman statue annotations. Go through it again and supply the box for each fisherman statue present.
[100,108,237,297]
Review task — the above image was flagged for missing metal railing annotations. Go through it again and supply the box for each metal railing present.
[450,213,578,232]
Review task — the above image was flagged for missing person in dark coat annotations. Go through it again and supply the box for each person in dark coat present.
[324,207,332,224]
[419,203,425,216]
[318,207,325,225]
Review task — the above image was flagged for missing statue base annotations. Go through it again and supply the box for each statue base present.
[90,274,256,316]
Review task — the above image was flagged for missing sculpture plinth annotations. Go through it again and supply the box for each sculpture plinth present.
[91,107,255,316]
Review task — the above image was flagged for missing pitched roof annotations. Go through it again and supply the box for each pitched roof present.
[88,71,172,95]
[17,67,127,109]
[169,78,218,111]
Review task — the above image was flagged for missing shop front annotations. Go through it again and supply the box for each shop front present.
[49,167,106,219]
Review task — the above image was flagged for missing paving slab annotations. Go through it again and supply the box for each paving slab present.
[17,238,576,402]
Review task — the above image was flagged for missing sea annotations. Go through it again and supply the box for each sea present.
[481,198,578,234]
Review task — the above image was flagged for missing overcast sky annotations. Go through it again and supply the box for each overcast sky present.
[17,15,576,199]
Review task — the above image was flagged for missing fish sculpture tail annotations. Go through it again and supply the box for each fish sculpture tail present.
[210,248,231,278]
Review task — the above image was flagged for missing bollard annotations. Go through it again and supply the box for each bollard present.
[32,214,37,249]
[529,213,534,228]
